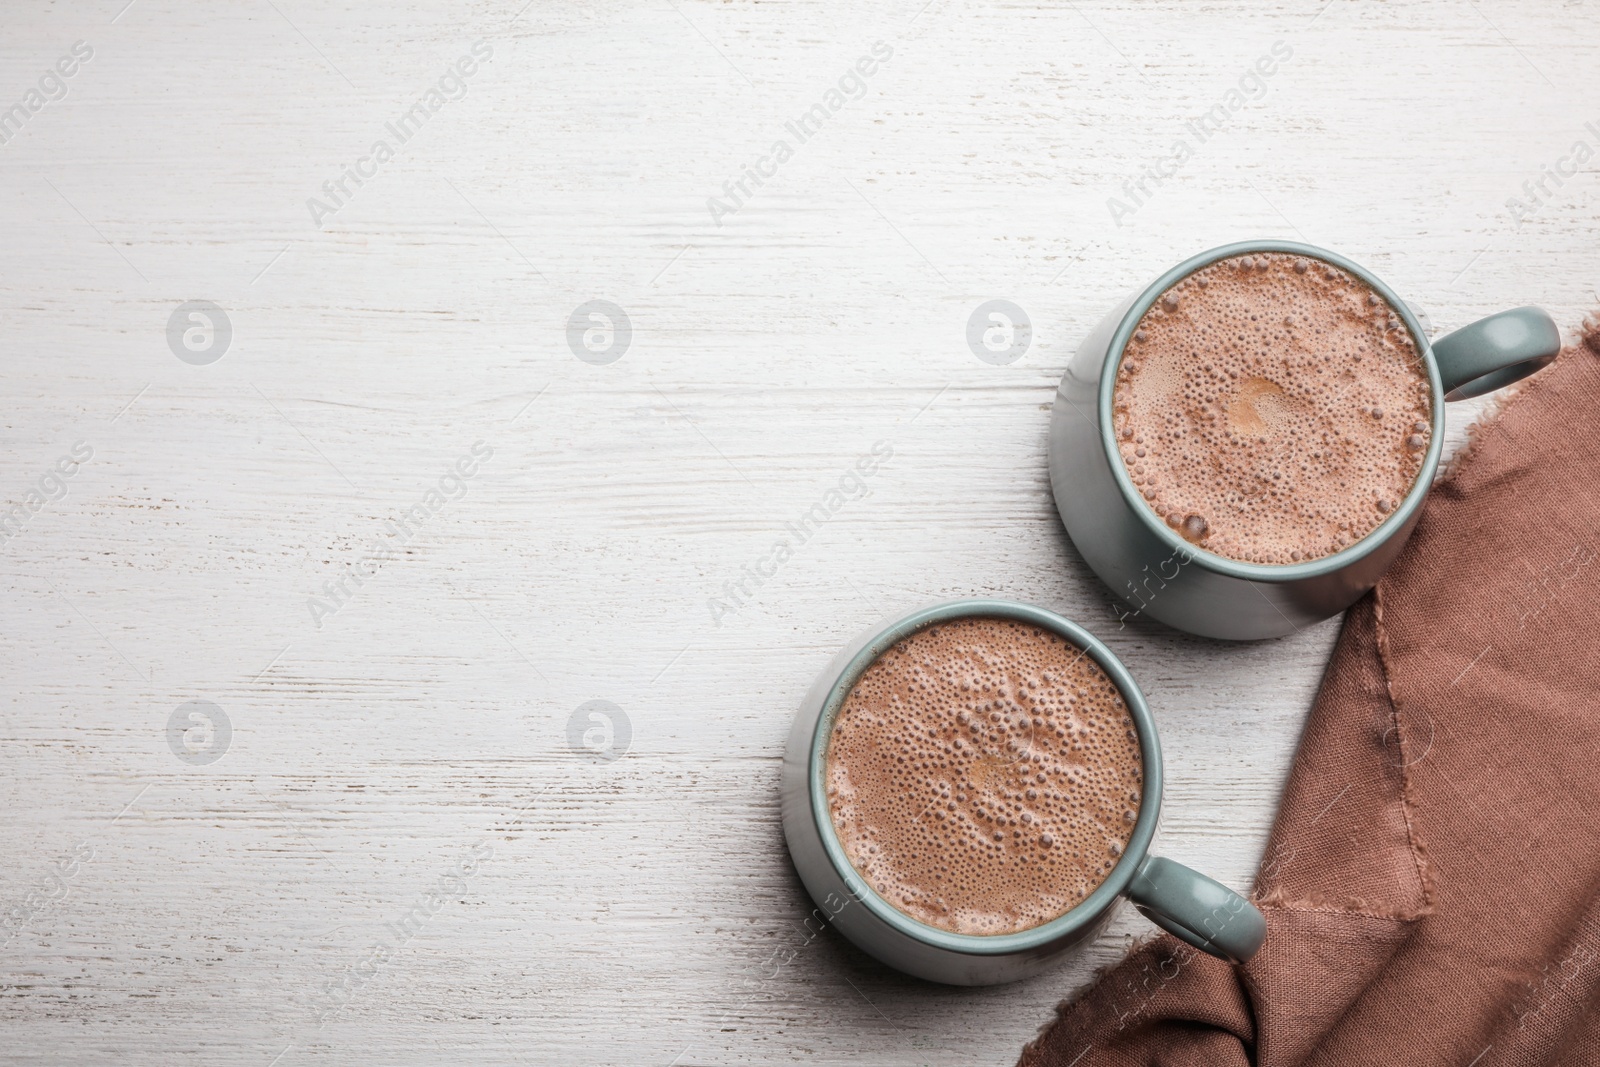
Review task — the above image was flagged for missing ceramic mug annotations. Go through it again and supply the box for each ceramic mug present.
[1048,239,1562,641]
[779,599,1266,986]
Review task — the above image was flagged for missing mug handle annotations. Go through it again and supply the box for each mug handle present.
[1432,306,1562,401]
[1126,855,1267,963]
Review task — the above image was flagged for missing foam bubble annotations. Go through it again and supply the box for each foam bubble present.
[825,617,1143,936]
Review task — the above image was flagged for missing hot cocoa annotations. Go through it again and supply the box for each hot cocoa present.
[1112,251,1433,565]
[825,617,1142,936]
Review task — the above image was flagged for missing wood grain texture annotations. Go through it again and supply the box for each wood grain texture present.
[0,0,1595,1063]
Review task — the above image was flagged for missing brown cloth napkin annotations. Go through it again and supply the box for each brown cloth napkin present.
[1021,319,1600,1067]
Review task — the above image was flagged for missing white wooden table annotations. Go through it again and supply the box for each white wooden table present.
[2,1,1596,1063]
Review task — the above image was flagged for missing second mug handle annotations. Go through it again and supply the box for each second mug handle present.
[1126,854,1267,963]
[1432,306,1562,401]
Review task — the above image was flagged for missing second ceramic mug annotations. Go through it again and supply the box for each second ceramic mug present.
[780,599,1266,985]
[1048,239,1563,641]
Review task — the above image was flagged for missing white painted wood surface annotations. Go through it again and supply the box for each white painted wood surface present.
[1,1,1596,1063]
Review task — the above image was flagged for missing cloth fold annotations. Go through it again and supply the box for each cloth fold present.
[1021,319,1600,1067]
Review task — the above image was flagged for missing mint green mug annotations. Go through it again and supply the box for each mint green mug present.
[1048,239,1562,640]
[780,599,1266,985]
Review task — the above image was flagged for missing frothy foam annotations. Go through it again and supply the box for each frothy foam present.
[825,616,1143,936]
[1112,251,1433,565]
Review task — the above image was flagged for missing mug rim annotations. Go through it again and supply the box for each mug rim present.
[807,598,1163,957]
[1098,238,1447,584]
